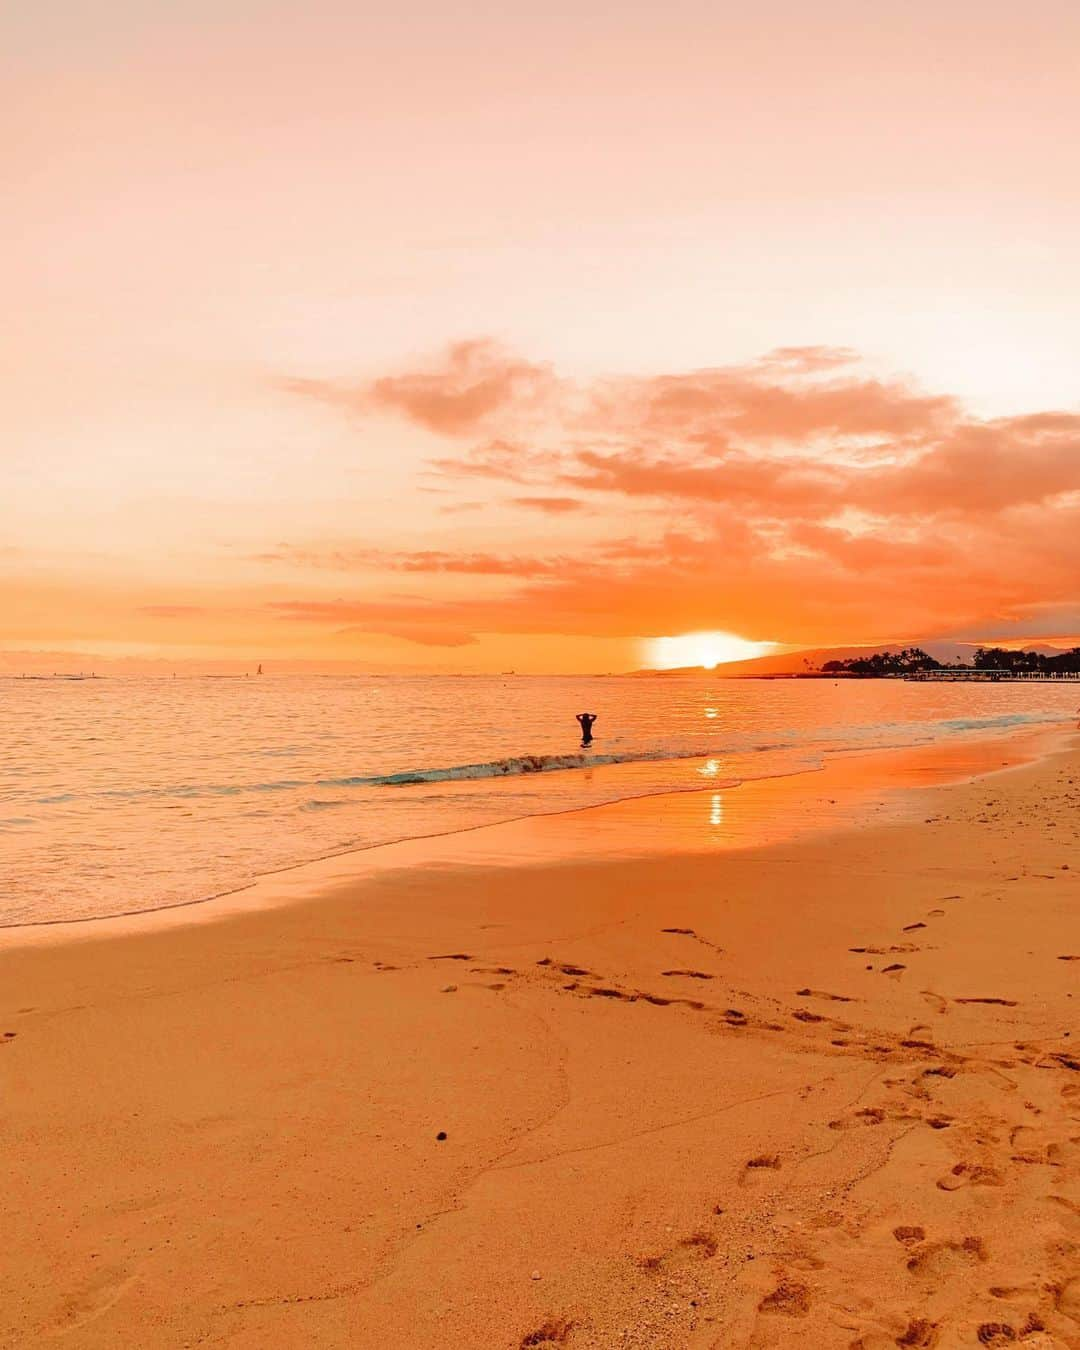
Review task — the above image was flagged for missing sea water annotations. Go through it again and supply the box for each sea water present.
[2,673,1075,926]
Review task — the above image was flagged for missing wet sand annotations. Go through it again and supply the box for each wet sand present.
[2,733,1078,1348]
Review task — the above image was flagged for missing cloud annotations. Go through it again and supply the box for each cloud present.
[754,345,861,374]
[268,340,1080,650]
[280,341,554,436]
[509,495,584,513]
[431,438,561,482]
[607,370,957,443]
[334,624,479,648]
[268,599,482,648]
[250,545,567,577]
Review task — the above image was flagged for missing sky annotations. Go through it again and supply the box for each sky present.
[5,0,1080,672]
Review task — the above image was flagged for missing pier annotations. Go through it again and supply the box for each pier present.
[904,668,1080,682]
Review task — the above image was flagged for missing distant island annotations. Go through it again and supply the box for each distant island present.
[821,646,1080,677]
[636,642,1080,678]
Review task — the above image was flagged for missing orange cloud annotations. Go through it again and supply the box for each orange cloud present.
[279,341,554,436]
[509,495,584,513]
[251,546,570,576]
[270,340,1080,652]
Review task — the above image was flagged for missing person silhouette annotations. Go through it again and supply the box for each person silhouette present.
[576,712,597,746]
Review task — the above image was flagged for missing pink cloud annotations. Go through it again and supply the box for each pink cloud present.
[269,340,1080,648]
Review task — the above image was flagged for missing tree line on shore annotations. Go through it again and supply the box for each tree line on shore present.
[820,646,1080,676]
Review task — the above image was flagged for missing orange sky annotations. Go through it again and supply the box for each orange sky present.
[6,1,1079,672]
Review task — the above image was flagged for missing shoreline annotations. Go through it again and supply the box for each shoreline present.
[2,721,1069,948]
[2,728,1078,1348]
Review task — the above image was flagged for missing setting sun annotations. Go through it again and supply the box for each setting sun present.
[645,631,776,670]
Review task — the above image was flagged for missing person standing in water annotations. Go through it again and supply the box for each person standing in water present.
[576,712,597,746]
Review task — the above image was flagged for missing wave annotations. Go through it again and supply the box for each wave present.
[27,708,1071,805]
[319,709,1070,788]
[324,748,711,787]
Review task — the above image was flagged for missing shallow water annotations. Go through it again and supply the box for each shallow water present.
[2,673,1075,925]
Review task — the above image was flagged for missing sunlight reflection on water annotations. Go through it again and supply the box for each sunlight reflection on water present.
[2,674,1074,925]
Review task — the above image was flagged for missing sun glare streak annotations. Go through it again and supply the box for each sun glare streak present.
[645,631,775,670]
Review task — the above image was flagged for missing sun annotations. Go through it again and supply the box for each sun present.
[644,631,775,670]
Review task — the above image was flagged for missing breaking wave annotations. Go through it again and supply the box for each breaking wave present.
[31,708,1070,806]
[324,709,1070,788]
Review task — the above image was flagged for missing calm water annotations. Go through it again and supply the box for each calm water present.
[3,674,1076,927]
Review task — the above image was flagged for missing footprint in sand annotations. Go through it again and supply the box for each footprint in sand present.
[895,1319,939,1347]
[988,1283,1041,1301]
[660,926,724,953]
[642,992,706,1010]
[536,959,593,977]
[1053,1277,1080,1322]
[638,1230,718,1273]
[920,992,949,1015]
[935,1162,1005,1192]
[585,985,635,1002]
[739,1155,783,1188]
[828,1106,888,1130]
[905,1236,986,1279]
[519,1318,573,1347]
[976,1324,1021,1346]
[744,1153,782,1174]
[922,1063,959,1081]
[1008,1124,1071,1165]
[757,1279,811,1317]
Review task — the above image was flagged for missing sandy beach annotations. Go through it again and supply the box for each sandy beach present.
[2,732,1078,1350]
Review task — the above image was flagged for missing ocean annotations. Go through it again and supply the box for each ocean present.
[3,673,1076,927]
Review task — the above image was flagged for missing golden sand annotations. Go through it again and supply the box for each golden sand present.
[2,734,1078,1348]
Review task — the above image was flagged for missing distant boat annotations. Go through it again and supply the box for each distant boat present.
[256,664,263,675]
